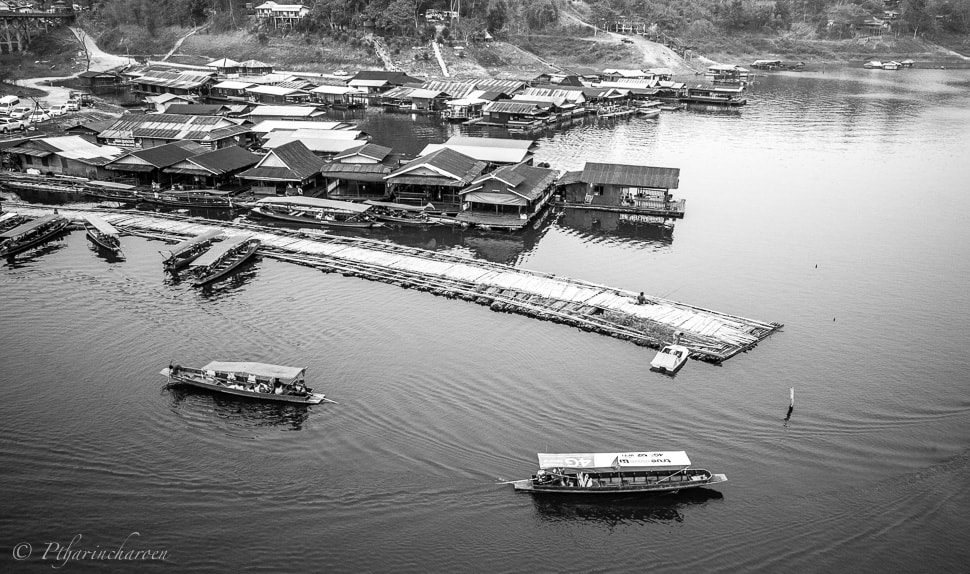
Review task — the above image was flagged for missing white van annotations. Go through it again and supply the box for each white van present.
[0,95,21,115]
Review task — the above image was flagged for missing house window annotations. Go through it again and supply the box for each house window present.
[25,155,33,165]
[593,184,604,196]
[61,157,69,170]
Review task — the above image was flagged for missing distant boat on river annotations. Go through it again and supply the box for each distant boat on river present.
[650,343,690,375]
[510,451,727,494]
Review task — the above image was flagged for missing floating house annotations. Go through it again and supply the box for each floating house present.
[77,70,122,91]
[238,59,274,76]
[260,130,365,159]
[419,136,536,166]
[310,84,365,108]
[97,114,253,150]
[243,105,326,122]
[127,68,215,97]
[0,136,122,179]
[321,143,396,201]
[680,85,747,106]
[481,101,547,128]
[144,93,197,113]
[209,80,256,102]
[705,64,750,84]
[163,145,261,191]
[347,70,424,96]
[104,140,208,185]
[456,163,558,231]
[379,86,451,113]
[384,147,487,213]
[164,104,233,116]
[245,84,311,104]
[558,162,685,218]
[63,119,117,143]
[237,140,325,197]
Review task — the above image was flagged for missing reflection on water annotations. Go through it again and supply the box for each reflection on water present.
[557,208,674,247]
[195,258,261,296]
[164,384,310,432]
[531,488,724,527]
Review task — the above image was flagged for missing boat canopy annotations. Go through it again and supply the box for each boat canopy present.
[188,234,252,268]
[363,200,428,212]
[536,451,691,472]
[84,214,120,236]
[202,361,305,382]
[256,196,371,213]
[0,214,61,239]
[164,229,225,258]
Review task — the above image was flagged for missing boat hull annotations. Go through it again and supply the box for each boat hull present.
[513,473,727,494]
[85,228,123,256]
[164,372,326,405]
[0,218,70,257]
[191,240,260,287]
[251,206,379,228]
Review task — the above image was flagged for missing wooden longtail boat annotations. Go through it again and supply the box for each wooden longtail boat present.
[362,200,445,227]
[159,229,225,272]
[139,189,242,209]
[0,213,70,257]
[0,212,29,233]
[187,234,260,287]
[83,214,124,257]
[249,196,383,229]
[511,451,727,495]
[161,361,333,405]
[83,180,141,204]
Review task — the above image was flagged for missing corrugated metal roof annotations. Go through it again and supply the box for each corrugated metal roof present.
[250,120,355,134]
[419,137,534,164]
[248,140,322,180]
[387,148,486,184]
[132,69,214,90]
[99,114,238,143]
[122,140,207,168]
[212,80,254,90]
[245,106,322,118]
[580,162,680,189]
[463,163,557,201]
[334,143,391,162]
[180,145,260,175]
[482,101,542,115]
[206,57,240,68]
[247,85,306,96]
[262,135,360,154]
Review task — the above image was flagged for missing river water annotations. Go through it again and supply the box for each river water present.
[2,68,969,572]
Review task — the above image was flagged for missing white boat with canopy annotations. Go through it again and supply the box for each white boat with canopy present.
[160,229,225,272]
[187,234,260,287]
[511,451,727,494]
[84,214,124,257]
[161,361,334,405]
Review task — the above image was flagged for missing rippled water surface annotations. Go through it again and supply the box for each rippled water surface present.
[2,69,969,572]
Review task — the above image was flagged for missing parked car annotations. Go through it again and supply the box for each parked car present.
[333,69,348,77]
[65,99,80,111]
[49,104,71,116]
[9,106,33,120]
[28,110,52,123]
[0,117,26,133]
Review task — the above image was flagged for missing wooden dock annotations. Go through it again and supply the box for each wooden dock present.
[7,204,783,363]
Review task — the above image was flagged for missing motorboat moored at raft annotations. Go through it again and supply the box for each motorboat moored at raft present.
[83,214,124,257]
[362,199,452,227]
[159,229,226,272]
[138,188,245,209]
[650,343,690,375]
[248,196,383,228]
[0,213,70,257]
[186,234,260,287]
[161,361,332,404]
[511,451,727,494]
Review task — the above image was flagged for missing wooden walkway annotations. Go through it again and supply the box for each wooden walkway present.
[8,204,783,362]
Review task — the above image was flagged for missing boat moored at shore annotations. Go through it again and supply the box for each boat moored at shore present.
[161,361,332,404]
[249,196,383,228]
[83,214,124,257]
[0,213,70,257]
[650,343,690,374]
[511,451,727,494]
[159,229,226,272]
[187,234,260,287]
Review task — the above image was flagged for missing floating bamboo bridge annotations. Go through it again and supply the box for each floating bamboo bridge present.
[7,204,783,363]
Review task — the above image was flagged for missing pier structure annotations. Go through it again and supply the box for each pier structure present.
[9,204,782,363]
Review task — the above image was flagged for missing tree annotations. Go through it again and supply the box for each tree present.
[71,24,92,71]
[900,0,938,38]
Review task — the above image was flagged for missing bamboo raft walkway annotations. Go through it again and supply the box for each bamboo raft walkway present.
[8,203,783,363]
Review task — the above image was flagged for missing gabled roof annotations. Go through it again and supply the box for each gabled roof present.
[262,134,361,154]
[98,114,242,143]
[130,68,214,90]
[333,143,392,162]
[212,80,256,90]
[461,163,558,202]
[164,104,230,116]
[78,70,119,79]
[239,59,272,68]
[249,120,357,134]
[579,162,680,189]
[176,145,261,175]
[386,148,486,185]
[113,140,207,169]
[483,101,544,115]
[349,70,422,84]
[419,136,535,164]
[244,106,324,118]
[8,136,123,165]
[238,140,322,181]
[319,163,391,182]
[206,57,240,68]
[247,85,308,96]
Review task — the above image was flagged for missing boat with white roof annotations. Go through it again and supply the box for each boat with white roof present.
[511,451,726,494]
[161,361,333,404]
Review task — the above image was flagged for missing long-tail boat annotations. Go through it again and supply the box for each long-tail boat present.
[0,213,70,257]
[249,196,383,229]
[161,361,333,405]
[83,214,124,257]
[510,451,727,494]
[159,229,225,272]
[187,234,260,287]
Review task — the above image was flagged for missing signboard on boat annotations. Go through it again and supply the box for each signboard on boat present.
[537,451,691,471]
